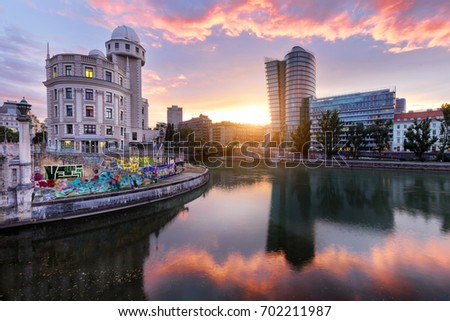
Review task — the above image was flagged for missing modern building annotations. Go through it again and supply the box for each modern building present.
[211,121,267,146]
[265,46,316,141]
[167,105,183,129]
[44,25,151,153]
[392,109,443,152]
[178,114,212,142]
[395,98,406,113]
[310,88,396,149]
[0,101,20,132]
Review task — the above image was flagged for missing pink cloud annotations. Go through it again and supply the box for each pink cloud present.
[86,0,450,52]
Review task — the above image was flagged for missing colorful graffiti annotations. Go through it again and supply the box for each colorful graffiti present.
[44,165,84,180]
[35,163,184,201]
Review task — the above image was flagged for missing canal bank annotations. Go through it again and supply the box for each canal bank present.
[1,166,209,229]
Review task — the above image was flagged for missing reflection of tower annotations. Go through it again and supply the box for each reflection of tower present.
[266,169,315,269]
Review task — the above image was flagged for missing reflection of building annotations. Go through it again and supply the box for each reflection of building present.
[265,46,316,141]
[178,114,212,142]
[0,101,19,132]
[267,169,315,269]
[211,121,266,145]
[392,109,443,152]
[167,105,183,129]
[310,88,396,149]
[44,25,150,153]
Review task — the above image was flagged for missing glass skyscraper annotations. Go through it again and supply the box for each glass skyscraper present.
[265,46,316,142]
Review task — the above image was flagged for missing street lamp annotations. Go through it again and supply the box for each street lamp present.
[16,97,31,122]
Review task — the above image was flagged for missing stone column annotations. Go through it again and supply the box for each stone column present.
[16,98,34,221]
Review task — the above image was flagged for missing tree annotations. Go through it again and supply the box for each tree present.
[165,123,175,141]
[438,103,450,161]
[367,119,392,153]
[0,126,19,143]
[345,122,367,159]
[291,119,311,159]
[404,117,438,161]
[316,110,343,159]
[33,131,47,145]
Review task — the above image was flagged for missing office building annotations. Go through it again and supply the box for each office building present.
[265,46,316,141]
[167,105,183,129]
[310,88,396,149]
[178,114,212,142]
[44,25,150,153]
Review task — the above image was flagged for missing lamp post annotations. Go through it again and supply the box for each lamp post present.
[15,97,33,220]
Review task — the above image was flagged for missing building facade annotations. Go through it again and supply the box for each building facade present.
[0,101,20,132]
[178,114,212,142]
[392,109,443,152]
[44,25,150,153]
[310,88,396,149]
[167,105,183,129]
[265,46,316,141]
[211,121,267,146]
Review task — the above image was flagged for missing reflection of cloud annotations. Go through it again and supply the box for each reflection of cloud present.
[87,0,450,52]
[143,234,450,300]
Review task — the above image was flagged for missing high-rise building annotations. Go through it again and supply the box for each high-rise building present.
[44,25,150,153]
[178,114,212,142]
[167,105,183,129]
[265,46,316,141]
[395,98,406,113]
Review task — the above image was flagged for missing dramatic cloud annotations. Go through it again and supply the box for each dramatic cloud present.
[87,0,450,52]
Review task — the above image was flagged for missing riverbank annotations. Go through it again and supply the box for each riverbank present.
[0,166,209,229]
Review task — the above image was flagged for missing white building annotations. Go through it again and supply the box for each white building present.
[44,25,151,153]
[392,109,443,152]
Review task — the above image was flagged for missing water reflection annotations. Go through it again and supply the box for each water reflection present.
[1,166,450,300]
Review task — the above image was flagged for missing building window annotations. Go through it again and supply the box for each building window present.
[106,92,112,103]
[135,47,139,54]
[120,96,124,106]
[85,89,94,100]
[119,77,123,86]
[107,43,111,50]
[105,71,112,82]
[120,110,124,121]
[106,126,113,135]
[53,66,57,78]
[66,105,73,117]
[84,124,96,134]
[85,67,93,78]
[54,105,58,117]
[106,108,113,119]
[65,88,73,99]
[12,168,17,185]
[54,89,58,100]
[142,107,144,114]
[121,127,124,136]
[142,120,145,129]
[54,125,59,135]
[132,132,137,140]
[125,43,130,51]
[66,124,73,134]
[115,42,119,50]
[65,65,73,76]
[85,106,94,117]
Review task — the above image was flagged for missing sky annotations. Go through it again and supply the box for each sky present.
[0,0,449,127]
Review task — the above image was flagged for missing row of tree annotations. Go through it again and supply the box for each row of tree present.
[291,103,450,161]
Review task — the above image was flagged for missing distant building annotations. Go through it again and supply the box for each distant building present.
[265,46,316,141]
[167,105,183,129]
[392,109,443,152]
[395,98,406,113]
[44,25,151,153]
[178,114,212,142]
[211,121,267,146]
[310,88,396,150]
[0,101,20,132]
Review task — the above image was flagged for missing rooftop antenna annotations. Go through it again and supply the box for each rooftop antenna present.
[46,42,50,59]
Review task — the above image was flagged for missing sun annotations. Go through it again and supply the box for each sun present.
[208,104,271,125]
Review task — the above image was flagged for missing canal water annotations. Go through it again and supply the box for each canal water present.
[1,165,450,300]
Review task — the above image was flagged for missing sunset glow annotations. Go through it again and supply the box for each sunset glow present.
[0,1,449,126]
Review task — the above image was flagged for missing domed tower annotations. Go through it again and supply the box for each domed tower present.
[284,46,316,135]
[105,25,148,142]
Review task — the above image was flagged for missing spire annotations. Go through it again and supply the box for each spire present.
[46,42,50,59]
